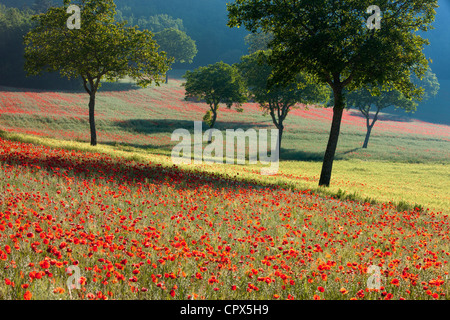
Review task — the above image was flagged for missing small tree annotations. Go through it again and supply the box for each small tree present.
[183,62,247,143]
[238,50,330,150]
[153,28,197,83]
[24,0,172,146]
[346,67,439,148]
[348,88,417,149]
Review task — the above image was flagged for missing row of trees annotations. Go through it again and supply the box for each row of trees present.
[183,53,438,151]
[184,0,440,186]
[23,0,439,188]
[183,53,330,150]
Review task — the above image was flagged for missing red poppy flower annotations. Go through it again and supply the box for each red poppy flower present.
[23,291,32,300]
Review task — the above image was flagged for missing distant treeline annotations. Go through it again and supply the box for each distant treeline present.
[113,0,249,68]
[0,0,448,105]
[0,0,249,89]
[0,4,83,89]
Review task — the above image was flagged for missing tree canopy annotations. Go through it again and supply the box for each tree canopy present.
[183,62,247,142]
[117,11,186,33]
[24,0,172,146]
[153,28,197,65]
[228,0,438,186]
[244,32,273,54]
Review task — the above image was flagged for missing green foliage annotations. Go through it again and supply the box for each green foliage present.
[228,0,437,101]
[118,12,186,33]
[153,28,197,64]
[24,0,172,90]
[411,67,440,102]
[183,62,247,127]
[237,49,330,145]
[23,0,172,145]
[202,110,213,127]
[32,0,54,13]
[238,50,330,112]
[344,66,440,148]
[0,5,33,85]
[346,87,418,116]
[346,67,440,121]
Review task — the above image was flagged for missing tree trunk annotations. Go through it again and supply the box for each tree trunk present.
[268,102,285,154]
[362,125,372,149]
[278,124,283,152]
[319,88,344,187]
[207,108,218,144]
[89,93,97,146]
[166,73,169,84]
[363,109,379,149]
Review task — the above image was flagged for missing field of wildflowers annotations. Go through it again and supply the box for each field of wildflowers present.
[0,137,449,300]
[0,78,449,300]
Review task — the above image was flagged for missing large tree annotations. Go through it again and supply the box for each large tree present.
[227,0,437,186]
[183,62,247,143]
[153,28,197,83]
[238,50,330,150]
[346,67,439,149]
[24,0,172,146]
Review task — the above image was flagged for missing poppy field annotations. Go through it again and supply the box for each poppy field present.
[0,135,450,300]
[0,76,449,300]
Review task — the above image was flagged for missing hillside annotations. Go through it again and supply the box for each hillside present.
[0,78,449,212]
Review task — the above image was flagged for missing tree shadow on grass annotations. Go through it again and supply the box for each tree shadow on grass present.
[0,137,284,194]
[347,110,415,123]
[278,149,324,162]
[278,147,365,162]
[114,119,272,136]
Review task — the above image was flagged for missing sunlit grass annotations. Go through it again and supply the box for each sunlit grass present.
[1,132,449,300]
[1,129,447,213]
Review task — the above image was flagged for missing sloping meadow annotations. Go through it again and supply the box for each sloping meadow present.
[0,137,449,300]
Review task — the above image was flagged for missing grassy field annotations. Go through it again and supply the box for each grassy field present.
[0,76,449,300]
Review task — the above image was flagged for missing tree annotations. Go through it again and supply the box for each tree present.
[238,50,330,150]
[228,0,437,186]
[346,67,439,148]
[153,28,197,83]
[24,0,172,146]
[183,62,247,143]
[348,87,417,149]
